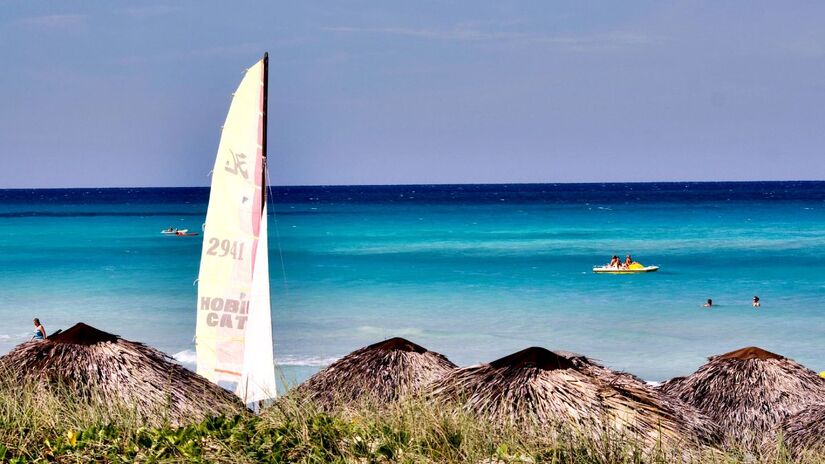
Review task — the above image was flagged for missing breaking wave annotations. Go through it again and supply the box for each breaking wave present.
[172,350,337,368]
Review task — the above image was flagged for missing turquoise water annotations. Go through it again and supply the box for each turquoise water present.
[1,183,823,387]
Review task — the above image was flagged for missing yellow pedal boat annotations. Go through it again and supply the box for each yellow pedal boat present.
[593,262,659,274]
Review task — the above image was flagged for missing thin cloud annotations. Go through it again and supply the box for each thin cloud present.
[115,55,149,66]
[323,25,658,51]
[16,14,87,31]
[324,26,485,40]
[112,43,263,66]
[189,43,264,58]
[115,5,179,18]
[316,52,352,65]
[113,43,266,66]
[779,31,825,58]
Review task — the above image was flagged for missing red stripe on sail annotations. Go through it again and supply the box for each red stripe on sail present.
[250,64,265,275]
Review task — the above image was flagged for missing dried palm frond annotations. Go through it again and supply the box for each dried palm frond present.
[658,346,825,451]
[0,323,243,426]
[430,347,720,454]
[295,337,456,407]
[778,402,825,458]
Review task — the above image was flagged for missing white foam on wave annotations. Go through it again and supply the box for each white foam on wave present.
[173,349,197,365]
[276,355,338,367]
[167,350,669,380]
[172,349,337,368]
[0,332,31,341]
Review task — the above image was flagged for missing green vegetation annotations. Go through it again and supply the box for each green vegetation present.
[0,380,820,463]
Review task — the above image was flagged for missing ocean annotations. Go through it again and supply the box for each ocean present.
[1,182,823,389]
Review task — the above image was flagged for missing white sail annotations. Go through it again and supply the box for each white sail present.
[237,210,277,402]
[196,56,276,402]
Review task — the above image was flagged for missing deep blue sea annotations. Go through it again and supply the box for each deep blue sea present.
[1,182,824,388]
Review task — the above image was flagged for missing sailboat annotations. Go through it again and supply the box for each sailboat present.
[195,53,277,404]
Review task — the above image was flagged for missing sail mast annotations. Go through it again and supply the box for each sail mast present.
[261,52,268,211]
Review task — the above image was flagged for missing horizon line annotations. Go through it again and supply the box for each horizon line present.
[2,179,825,191]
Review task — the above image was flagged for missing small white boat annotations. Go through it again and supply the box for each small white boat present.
[161,229,188,235]
[593,264,659,274]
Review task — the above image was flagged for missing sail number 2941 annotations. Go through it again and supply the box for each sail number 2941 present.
[206,238,245,260]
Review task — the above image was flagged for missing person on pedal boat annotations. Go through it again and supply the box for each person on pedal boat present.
[608,255,620,268]
[624,255,634,268]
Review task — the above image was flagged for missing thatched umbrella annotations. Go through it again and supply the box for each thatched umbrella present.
[430,347,720,452]
[295,337,457,407]
[778,402,825,458]
[658,346,825,451]
[0,322,243,425]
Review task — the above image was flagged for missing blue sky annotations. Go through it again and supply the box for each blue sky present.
[1,1,824,187]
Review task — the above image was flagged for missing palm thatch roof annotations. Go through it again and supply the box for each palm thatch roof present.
[658,346,825,451]
[429,347,721,452]
[295,337,457,407]
[0,322,243,425]
[777,402,825,458]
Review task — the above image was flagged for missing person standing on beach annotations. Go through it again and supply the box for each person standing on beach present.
[31,318,46,340]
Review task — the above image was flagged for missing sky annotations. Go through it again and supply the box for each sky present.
[1,1,824,188]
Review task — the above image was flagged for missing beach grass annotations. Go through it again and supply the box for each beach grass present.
[0,376,822,464]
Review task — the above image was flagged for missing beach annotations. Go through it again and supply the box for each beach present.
[1,182,823,390]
